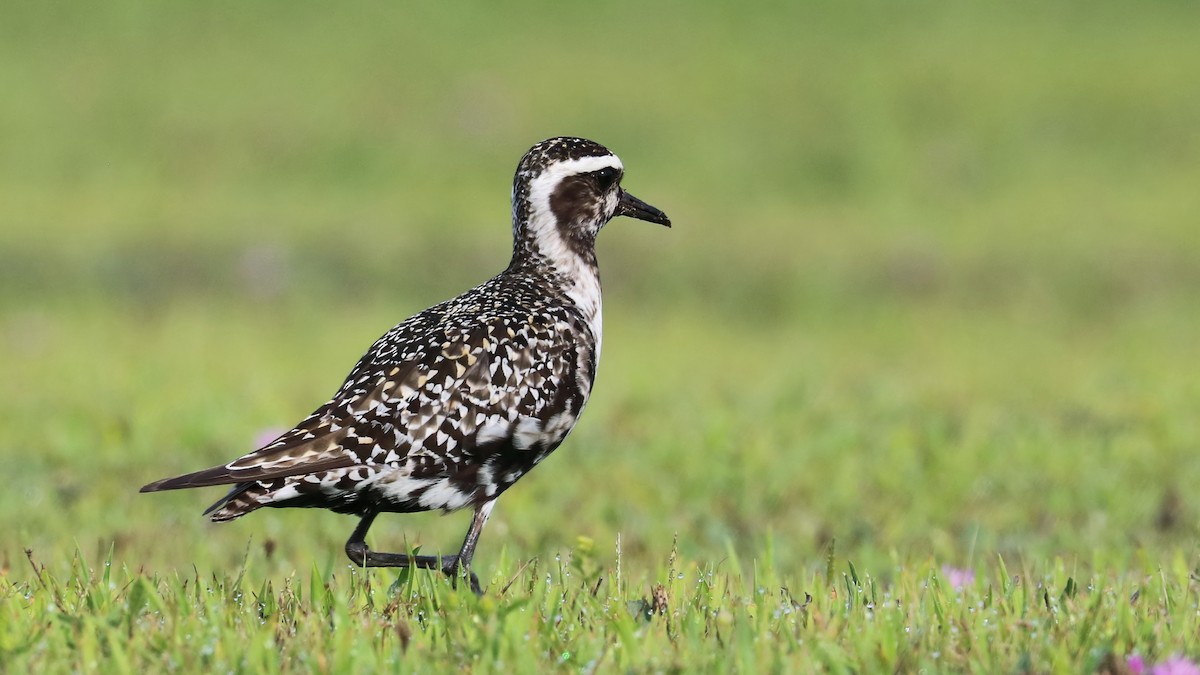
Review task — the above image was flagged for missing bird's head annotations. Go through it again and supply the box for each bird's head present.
[511,137,669,267]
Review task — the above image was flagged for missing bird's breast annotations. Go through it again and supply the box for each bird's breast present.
[561,264,603,369]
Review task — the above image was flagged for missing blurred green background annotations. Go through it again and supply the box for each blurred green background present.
[2,1,1198,577]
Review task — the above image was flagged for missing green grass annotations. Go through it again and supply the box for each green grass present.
[8,543,1199,672]
[3,0,1200,671]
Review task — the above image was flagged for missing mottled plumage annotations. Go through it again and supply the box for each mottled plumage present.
[141,137,670,593]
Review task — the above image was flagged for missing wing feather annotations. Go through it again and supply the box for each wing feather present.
[142,311,586,500]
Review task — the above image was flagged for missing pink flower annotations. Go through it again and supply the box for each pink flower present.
[1128,655,1147,675]
[1152,656,1200,675]
[940,565,974,591]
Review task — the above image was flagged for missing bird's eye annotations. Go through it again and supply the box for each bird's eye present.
[593,167,619,191]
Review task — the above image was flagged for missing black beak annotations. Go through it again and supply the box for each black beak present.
[616,190,671,227]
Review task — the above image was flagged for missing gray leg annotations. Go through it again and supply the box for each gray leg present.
[344,501,495,595]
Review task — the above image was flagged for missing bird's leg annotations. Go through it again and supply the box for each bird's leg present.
[344,512,454,571]
[343,501,496,596]
[444,501,496,594]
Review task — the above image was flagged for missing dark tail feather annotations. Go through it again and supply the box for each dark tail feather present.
[202,482,256,517]
[141,453,357,493]
[140,464,246,493]
[210,482,303,521]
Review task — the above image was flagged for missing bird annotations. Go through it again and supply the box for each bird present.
[141,137,670,594]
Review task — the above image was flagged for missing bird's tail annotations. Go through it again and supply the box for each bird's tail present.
[204,482,271,521]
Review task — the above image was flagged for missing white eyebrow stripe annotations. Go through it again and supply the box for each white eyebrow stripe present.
[540,155,623,182]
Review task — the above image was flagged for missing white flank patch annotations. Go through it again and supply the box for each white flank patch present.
[511,416,543,451]
[476,417,511,445]
[266,484,300,502]
[478,463,497,496]
[418,477,473,511]
[376,473,434,504]
[543,411,575,441]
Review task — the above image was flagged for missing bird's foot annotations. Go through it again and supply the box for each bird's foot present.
[345,541,481,595]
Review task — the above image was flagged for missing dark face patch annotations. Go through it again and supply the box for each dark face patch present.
[550,176,600,228]
[550,174,607,259]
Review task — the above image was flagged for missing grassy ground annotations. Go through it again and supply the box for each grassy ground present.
[3,1,1200,671]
